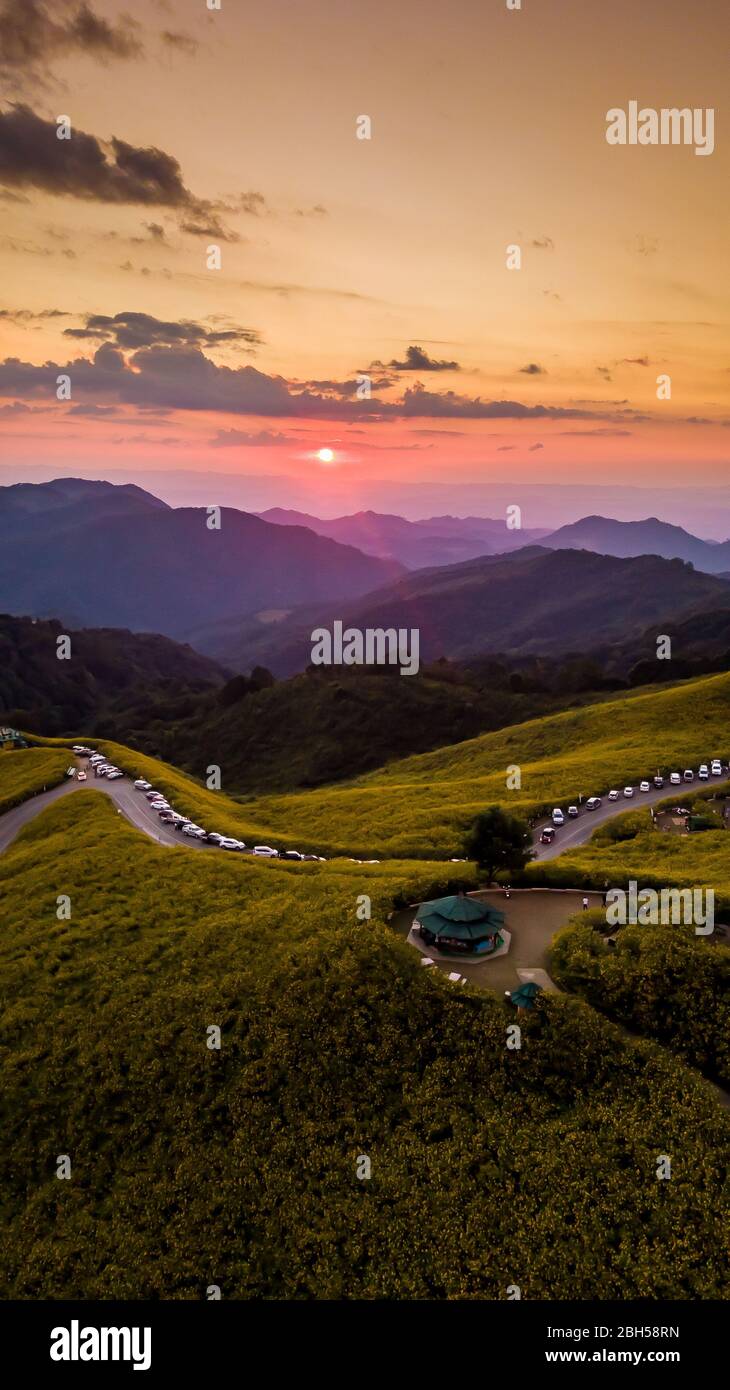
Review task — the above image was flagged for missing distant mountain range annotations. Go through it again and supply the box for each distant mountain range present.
[0,479,403,637]
[189,546,730,673]
[257,507,548,569]
[542,514,730,574]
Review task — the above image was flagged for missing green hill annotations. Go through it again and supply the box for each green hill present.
[236,669,730,857]
[0,746,70,814]
[1,793,727,1299]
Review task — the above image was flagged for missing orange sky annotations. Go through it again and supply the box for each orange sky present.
[0,0,728,504]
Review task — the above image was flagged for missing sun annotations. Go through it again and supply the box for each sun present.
[317,447,335,464]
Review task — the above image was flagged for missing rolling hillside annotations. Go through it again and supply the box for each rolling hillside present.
[1,792,726,1298]
[26,669,730,861]
[240,670,730,856]
[197,546,730,674]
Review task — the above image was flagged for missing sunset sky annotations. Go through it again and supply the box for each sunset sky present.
[0,0,728,519]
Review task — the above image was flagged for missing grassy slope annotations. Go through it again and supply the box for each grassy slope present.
[26,669,730,859]
[239,670,730,856]
[550,908,730,1087]
[1,792,727,1299]
[0,747,70,815]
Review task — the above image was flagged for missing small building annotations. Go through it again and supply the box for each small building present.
[414,893,505,955]
[0,726,27,749]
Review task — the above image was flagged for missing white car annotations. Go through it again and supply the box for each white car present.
[670,772,681,785]
[711,760,723,776]
[77,770,87,782]
[623,786,634,798]
[586,796,602,810]
[567,805,579,818]
[608,790,619,801]
[683,769,694,782]
[551,809,564,826]
[107,770,124,780]
[134,779,151,790]
[639,780,650,792]
[699,764,709,780]
[253,845,279,857]
[653,776,664,788]
[182,825,207,839]
[218,837,245,851]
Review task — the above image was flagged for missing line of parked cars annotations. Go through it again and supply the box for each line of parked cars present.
[130,777,324,862]
[539,759,728,844]
[70,747,323,863]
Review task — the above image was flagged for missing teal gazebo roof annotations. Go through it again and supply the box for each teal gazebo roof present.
[417,894,505,941]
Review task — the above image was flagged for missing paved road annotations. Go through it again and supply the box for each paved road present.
[530,776,719,861]
[0,761,229,858]
[1,755,725,864]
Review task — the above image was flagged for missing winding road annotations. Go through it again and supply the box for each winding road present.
[0,753,723,863]
[2,749,728,1109]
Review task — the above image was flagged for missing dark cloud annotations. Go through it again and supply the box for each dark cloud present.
[528,442,544,451]
[67,402,118,417]
[0,344,641,425]
[618,356,650,367]
[161,31,198,56]
[398,386,593,420]
[0,1,142,78]
[377,344,460,373]
[519,363,546,375]
[63,311,263,352]
[211,428,299,448]
[497,445,515,452]
[0,104,236,240]
[560,428,633,437]
[295,204,328,217]
[303,375,395,397]
[0,308,68,322]
[531,236,554,250]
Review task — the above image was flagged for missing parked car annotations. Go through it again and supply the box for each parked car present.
[158,811,176,822]
[608,790,619,801]
[683,769,694,782]
[551,809,564,826]
[586,796,602,810]
[182,825,207,839]
[639,780,650,792]
[134,779,151,790]
[77,770,87,782]
[145,790,162,800]
[540,826,556,844]
[653,776,664,788]
[206,832,225,844]
[567,805,579,818]
[218,837,244,851]
[711,760,723,776]
[670,772,681,785]
[253,845,279,856]
[699,764,709,780]
[623,786,634,798]
[284,850,305,859]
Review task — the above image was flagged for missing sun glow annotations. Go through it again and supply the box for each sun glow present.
[317,447,335,464]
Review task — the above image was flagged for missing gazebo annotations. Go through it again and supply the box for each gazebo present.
[414,893,506,956]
